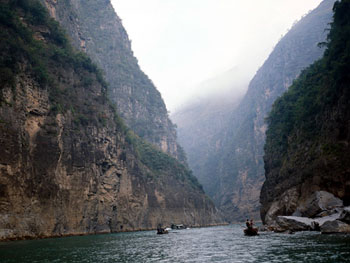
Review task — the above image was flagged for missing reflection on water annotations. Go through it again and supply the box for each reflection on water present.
[0,225,349,262]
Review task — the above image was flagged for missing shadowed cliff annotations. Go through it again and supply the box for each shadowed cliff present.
[261,0,350,224]
[0,0,222,241]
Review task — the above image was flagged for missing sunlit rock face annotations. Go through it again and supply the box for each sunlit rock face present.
[41,0,186,162]
[0,0,221,241]
[172,0,335,222]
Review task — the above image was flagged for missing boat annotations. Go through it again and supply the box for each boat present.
[157,228,169,234]
[157,224,169,234]
[244,227,259,236]
[171,224,187,230]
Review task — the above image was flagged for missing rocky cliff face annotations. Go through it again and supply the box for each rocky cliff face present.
[261,0,350,225]
[172,0,335,222]
[40,0,186,162]
[0,0,221,241]
[218,0,335,221]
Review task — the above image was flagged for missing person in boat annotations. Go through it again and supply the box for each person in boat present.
[246,219,251,229]
[244,218,258,236]
[157,224,168,234]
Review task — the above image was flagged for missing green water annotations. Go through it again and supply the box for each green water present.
[1,225,349,262]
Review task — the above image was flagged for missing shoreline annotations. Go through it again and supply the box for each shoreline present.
[0,222,229,243]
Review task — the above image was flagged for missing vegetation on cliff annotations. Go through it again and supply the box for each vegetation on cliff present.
[0,0,199,187]
[261,0,350,222]
[43,0,186,161]
[0,0,220,240]
[0,0,106,102]
[266,0,350,155]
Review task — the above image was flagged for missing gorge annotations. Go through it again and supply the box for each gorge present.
[0,0,349,247]
[173,0,338,222]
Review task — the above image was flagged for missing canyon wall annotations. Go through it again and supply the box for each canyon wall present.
[261,0,350,224]
[41,0,186,161]
[0,0,221,241]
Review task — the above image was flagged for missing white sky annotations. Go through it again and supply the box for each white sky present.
[111,0,323,112]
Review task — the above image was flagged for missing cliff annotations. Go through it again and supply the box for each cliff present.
[171,67,248,191]
[261,0,350,224]
[0,0,221,241]
[40,0,186,162]
[172,0,336,222]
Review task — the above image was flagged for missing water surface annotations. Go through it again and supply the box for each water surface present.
[1,225,349,262]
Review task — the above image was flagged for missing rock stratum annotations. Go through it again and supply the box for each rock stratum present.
[261,0,350,227]
[0,0,221,241]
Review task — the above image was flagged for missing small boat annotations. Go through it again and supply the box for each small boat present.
[244,227,259,236]
[157,224,169,234]
[157,228,169,234]
[171,224,187,230]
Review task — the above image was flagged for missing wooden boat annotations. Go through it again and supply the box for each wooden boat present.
[157,228,169,234]
[157,226,169,234]
[244,227,259,236]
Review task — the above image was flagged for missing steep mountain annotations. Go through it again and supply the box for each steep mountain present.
[40,0,186,162]
[0,0,220,241]
[261,0,350,224]
[174,0,336,222]
[171,67,248,189]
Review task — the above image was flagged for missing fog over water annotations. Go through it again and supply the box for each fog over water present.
[111,0,323,112]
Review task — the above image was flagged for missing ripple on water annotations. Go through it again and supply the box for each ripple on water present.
[1,225,350,263]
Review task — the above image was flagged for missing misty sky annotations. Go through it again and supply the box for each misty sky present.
[111,0,323,112]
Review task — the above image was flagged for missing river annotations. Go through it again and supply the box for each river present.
[1,225,349,262]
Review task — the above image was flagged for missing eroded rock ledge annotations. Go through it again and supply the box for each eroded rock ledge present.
[263,191,350,234]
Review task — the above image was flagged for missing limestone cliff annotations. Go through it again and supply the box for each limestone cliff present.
[261,0,350,224]
[171,0,336,222]
[0,0,221,241]
[40,0,186,162]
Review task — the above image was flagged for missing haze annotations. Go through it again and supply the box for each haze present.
[111,0,323,112]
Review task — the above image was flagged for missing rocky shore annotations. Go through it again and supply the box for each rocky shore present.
[262,191,350,234]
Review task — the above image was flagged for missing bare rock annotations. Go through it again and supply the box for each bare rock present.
[264,187,300,225]
[294,191,343,218]
[339,207,350,224]
[275,216,312,232]
[321,220,350,234]
[273,211,344,232]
